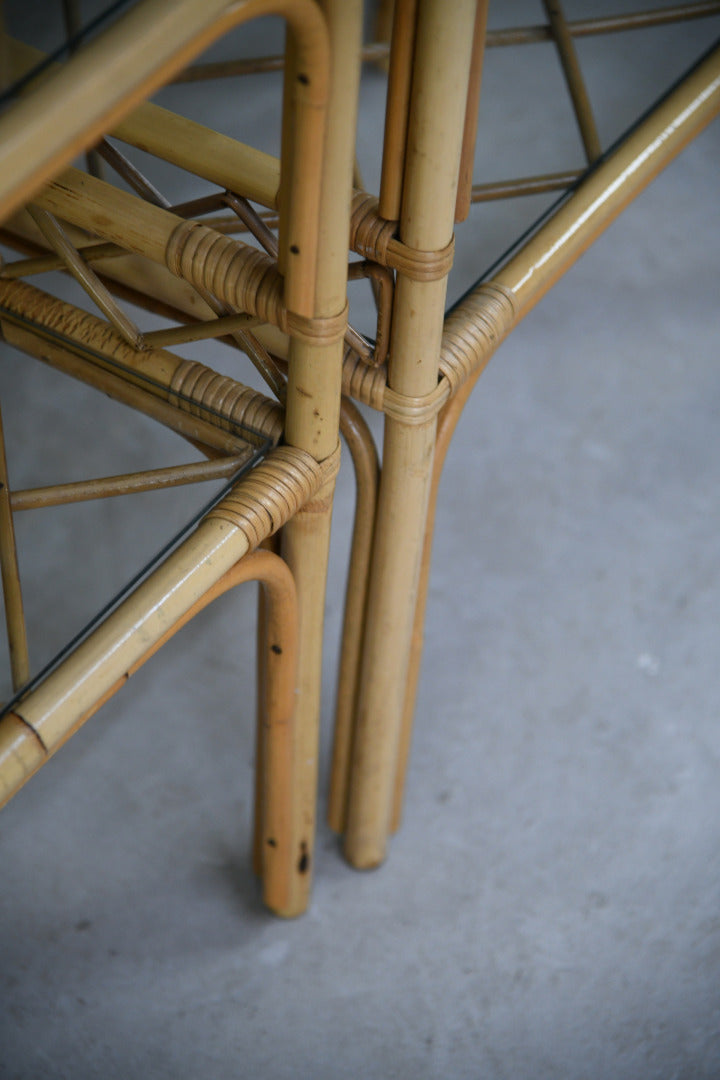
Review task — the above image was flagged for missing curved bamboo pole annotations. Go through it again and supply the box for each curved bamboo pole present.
[390,369,478,832]
[0,445,335,908]
[388,38,720,831]
[0,549,300,916]
[327,398,380,833]
[0,0,329,320]
[543,0,601,164]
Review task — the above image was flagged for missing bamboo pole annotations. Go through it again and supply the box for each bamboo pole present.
[112,104,281,210]
[4,34,281,209]
[26,205,144,348]
[378,0,419,222]
[343,0,477,868]
[390,371,477,832]
[278,0,363,914]
[0,406,30,692]
[327,399,380,833]
[455,0,490,223]
[0,546,300,915]
[471,171,581,201]
[543,0,602,164]
[10,455,253,511]
[0,444,328,788]
[0,282,281,457]
[388,38,720,829]
[493,40,720,324]
[0,0,329,319]
[488,3,720,44]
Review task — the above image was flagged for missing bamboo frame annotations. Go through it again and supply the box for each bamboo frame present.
[0,548,300,915]
[334,17,720,866]
[277,0,364,913]
[342,0,479,868]
[0,0,717,916]
[0,0,329,320]
[159,3,720,82]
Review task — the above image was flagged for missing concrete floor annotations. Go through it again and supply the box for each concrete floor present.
[1,4,719,1077]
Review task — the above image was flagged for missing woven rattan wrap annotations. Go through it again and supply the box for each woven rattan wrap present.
[341,349,388,410]
[439,282,516,394]
[350,191,455,281]
[208,443,340,549]
[350,192,397,263]
[0,278,142,363]
[166,220,348,344]
[340,282,517,418]
[169,358,284,444]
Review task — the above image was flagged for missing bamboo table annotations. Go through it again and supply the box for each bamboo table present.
[0,0,718,915]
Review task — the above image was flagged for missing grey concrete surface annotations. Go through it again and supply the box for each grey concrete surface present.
[1,3,719,1078]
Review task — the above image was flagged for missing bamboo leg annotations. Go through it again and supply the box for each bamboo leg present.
[278,0,363,913]
[0,405,30,692]
[390,39,720,830]
[327,400,380,833]
[344,0,477,869]
[253,535,280,878]
[391,371,478,831]
[0,443,329,793]
[0,547,299,916]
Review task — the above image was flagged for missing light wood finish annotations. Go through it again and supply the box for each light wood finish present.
[543,0,601,164]
[0,279,283,453]
[0,0,329,320]
[112,104,281,210]
[471,171,581,202]
[4,34,281,210]
[386,38,720,829]
[0,406,29,692]
[390,369,478,831]
[327,399,380,832]
[455,0,490,223]
[343,0,477,866]
[378,0,418,222]
[0,548,300,916]
[279,0,363,912]
[10,455,253,512]
[27,205,143,348]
